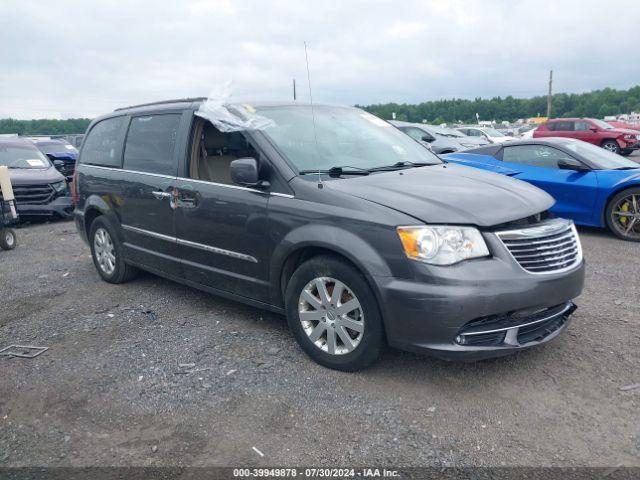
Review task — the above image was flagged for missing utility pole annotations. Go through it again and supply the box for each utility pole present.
[546,69,553,118]
[293,79,297,101]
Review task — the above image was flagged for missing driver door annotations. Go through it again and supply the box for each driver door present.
[499,144,599,224]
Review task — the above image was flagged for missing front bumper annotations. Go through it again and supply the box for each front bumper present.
[16,195,73,219]
[374,233,585,361]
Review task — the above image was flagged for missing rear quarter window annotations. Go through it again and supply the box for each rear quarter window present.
[123,114,181,176]
[80,116,127,167]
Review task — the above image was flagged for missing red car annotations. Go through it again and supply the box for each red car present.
[533,118,639,156]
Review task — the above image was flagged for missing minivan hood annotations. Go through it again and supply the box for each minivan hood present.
[324,163,554,227]
[8,166,65,186]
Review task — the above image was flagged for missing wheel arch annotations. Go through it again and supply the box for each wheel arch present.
[602,183,640,225]
[83,195,119,241]
[270,226,393,310]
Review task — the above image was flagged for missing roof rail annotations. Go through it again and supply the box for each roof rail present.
[114,97,207,112]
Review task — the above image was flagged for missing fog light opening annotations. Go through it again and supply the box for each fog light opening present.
[455,335,466,345]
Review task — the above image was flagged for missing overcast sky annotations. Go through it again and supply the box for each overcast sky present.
[1,0,639,119]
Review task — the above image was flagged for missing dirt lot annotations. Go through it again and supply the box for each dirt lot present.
[0,220,638,468]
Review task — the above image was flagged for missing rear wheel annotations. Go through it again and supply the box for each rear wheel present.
[0,228,17,250]
[285,255,384,371]
[602,140,620,155]
[606,188,640,242]
[89,216,138,283]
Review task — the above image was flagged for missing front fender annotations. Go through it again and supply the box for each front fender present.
[269,224,393,306]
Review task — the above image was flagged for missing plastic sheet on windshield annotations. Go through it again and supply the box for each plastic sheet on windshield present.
[195,82,275,132]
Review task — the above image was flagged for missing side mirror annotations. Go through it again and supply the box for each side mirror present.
[53,159,64,169]
[558,158,590,172]
[230,157,269,188]
[421,135,435,143]
[589,127,598,132]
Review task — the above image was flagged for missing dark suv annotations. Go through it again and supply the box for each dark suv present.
[0,138,73,219]
[73,99,585,371]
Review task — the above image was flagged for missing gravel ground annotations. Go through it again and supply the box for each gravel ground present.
[0,219,638,468]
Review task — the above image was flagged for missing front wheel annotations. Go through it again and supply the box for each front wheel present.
[602,140,621,155]
[606,188,640,241]
[285,255,384,371]
[0,228,17,250]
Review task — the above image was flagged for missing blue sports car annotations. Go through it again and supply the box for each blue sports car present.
[445,138,640,241]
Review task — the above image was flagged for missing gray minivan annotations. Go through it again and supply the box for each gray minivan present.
[73,99,585,371]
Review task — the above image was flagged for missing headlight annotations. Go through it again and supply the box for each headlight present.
[51,181,67,193]
[397,225,490,265]
[623,134,635,140]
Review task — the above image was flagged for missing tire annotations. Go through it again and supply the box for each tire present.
[285,255,384,371]
[89,216,138,283]
[602,140,620,155]
[0,228,17,250]
[605,187,640,242]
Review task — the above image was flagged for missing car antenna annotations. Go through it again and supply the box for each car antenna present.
[304,41,323,189]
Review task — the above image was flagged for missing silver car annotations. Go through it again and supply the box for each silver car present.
[391,121,489,153]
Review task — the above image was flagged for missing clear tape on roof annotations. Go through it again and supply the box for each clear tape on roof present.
[195,82,275,132]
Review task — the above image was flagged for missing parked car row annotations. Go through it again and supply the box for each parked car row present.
[390,121,489,153]
[70,99,586,371]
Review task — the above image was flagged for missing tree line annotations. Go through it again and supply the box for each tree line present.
[359,85,640,124]
[1,85,639,134]
[0,118,91,135]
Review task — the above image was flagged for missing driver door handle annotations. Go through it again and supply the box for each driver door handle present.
[152,191,172,200]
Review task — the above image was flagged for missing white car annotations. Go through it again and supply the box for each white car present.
[457,126,515,144]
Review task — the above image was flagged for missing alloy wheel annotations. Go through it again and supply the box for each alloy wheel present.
[603,142,618,153]
[611,194,640,240]
[298,277,364,355]
[93,227,116,275]
[5,231,15,248]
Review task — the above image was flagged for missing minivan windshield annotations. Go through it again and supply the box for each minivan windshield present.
[0,142,51,169]
[255,106,442,173]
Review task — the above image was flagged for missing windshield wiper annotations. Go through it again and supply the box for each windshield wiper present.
[299,165,371,177]
[614,166,638,170]
[368,161,437,172]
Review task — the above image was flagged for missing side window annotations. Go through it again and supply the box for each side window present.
[402,127,429,142]
[468,129,481,137]
[554,121,574,131]
[546,122,556,131]
[80,116,126,167]
[503,145,574,169]
[123,114,181,176]
[190,120,258,185]
[575,121,591,131]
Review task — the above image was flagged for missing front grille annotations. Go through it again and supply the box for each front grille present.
[496,219,582,274]
[517,314,567,345]
[455,302,576,347]
[12,184,55,205]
